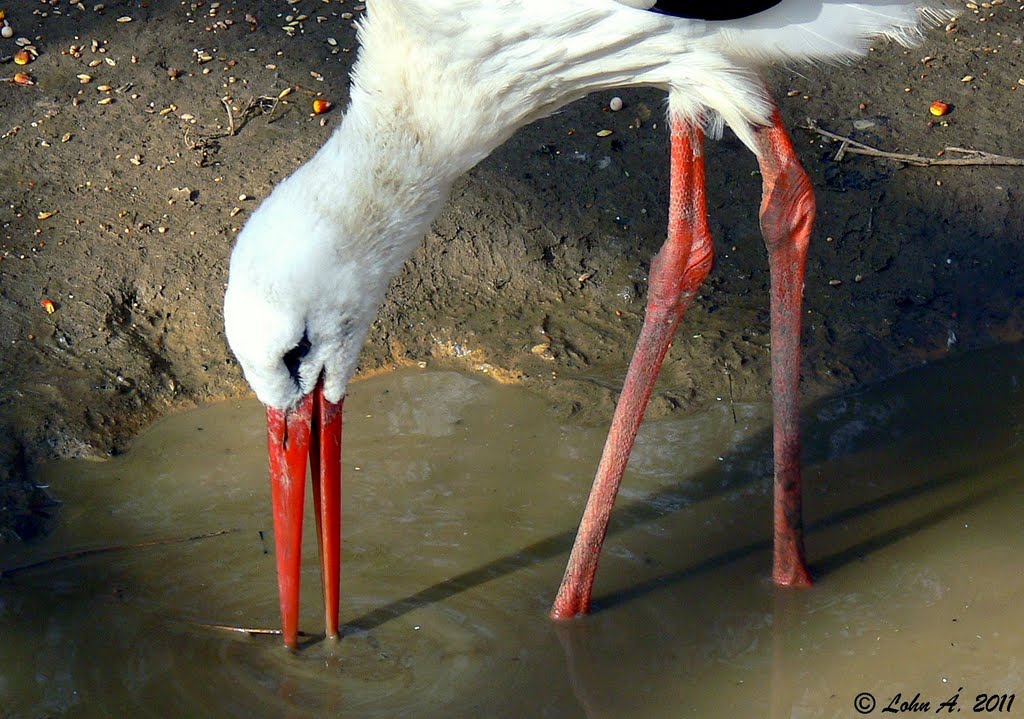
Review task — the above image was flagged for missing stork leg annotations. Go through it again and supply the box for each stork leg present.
[754,108,815,588]
[267,380,344,649]
[551,118,714,619]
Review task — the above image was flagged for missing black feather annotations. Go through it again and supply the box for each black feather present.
[648,0,782,21]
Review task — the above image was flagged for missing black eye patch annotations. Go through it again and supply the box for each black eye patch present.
[283,331,312,384]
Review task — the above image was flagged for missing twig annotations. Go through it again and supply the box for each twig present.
[187,621,314,638]
[724,365,738,425]
[245,94,285,126]
[0,528,239,579]
[212,95,280,137]
[221,96,236,137]
[802,119,1024,167]
[181,93,287,165]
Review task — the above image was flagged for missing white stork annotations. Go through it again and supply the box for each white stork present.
[223,0,954,649]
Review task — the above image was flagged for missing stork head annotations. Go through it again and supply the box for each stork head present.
[223,164,382,648]
[221,96,449,648]
[223,169,380,412]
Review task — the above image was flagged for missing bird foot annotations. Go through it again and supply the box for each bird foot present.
[773,562,814,589]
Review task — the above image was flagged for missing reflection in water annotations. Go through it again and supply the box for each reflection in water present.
[1,345,1022,718]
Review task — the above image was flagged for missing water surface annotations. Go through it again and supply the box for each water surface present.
[2,345,1023,718]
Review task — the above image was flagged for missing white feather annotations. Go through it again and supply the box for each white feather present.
[225,0,955,409]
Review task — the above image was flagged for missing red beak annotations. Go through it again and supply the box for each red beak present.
[265,379,343,649]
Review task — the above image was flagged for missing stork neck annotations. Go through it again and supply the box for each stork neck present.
[292,96,458,285]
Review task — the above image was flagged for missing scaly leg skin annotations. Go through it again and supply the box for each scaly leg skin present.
[755,107,815,589]
[550,119,715,619]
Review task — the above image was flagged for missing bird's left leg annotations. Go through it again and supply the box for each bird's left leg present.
[754,106,815,588]
[551,118,714,619]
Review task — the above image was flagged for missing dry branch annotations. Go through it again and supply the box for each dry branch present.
[0,528,239,579]
[803,119,1024,167]
[188,621,315,638]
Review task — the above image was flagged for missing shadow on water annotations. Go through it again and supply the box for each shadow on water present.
[346,342,1024,631]
[598,460,1016,615]
[2,343,1022,718]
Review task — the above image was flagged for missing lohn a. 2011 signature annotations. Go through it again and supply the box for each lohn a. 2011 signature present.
[854,689,1016,714]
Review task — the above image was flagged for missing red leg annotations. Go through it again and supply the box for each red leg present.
[312,385,343,639]
[754,107,815,588]
[267,393,313,650]
[551,118,714,619]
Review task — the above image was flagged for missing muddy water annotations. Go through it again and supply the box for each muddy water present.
[2,345,1023,719]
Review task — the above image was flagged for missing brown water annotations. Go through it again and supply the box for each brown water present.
[2,345,1023,718]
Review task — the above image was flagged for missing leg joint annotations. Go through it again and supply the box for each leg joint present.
[759,156,815,256]
[647,234,714,312]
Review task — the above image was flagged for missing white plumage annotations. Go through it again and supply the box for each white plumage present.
[224,0,957,650]
[224,0,952,410]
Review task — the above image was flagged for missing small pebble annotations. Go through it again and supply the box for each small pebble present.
[1,25,13,39]
[609,96,623,112]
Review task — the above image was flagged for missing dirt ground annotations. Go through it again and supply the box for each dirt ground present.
[1,1,1022,542]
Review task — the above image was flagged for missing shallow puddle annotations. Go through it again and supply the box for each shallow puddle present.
[2,344,1023,718]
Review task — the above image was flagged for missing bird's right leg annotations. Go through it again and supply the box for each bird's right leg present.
[754,107,815,588]
[551,118,714,619]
